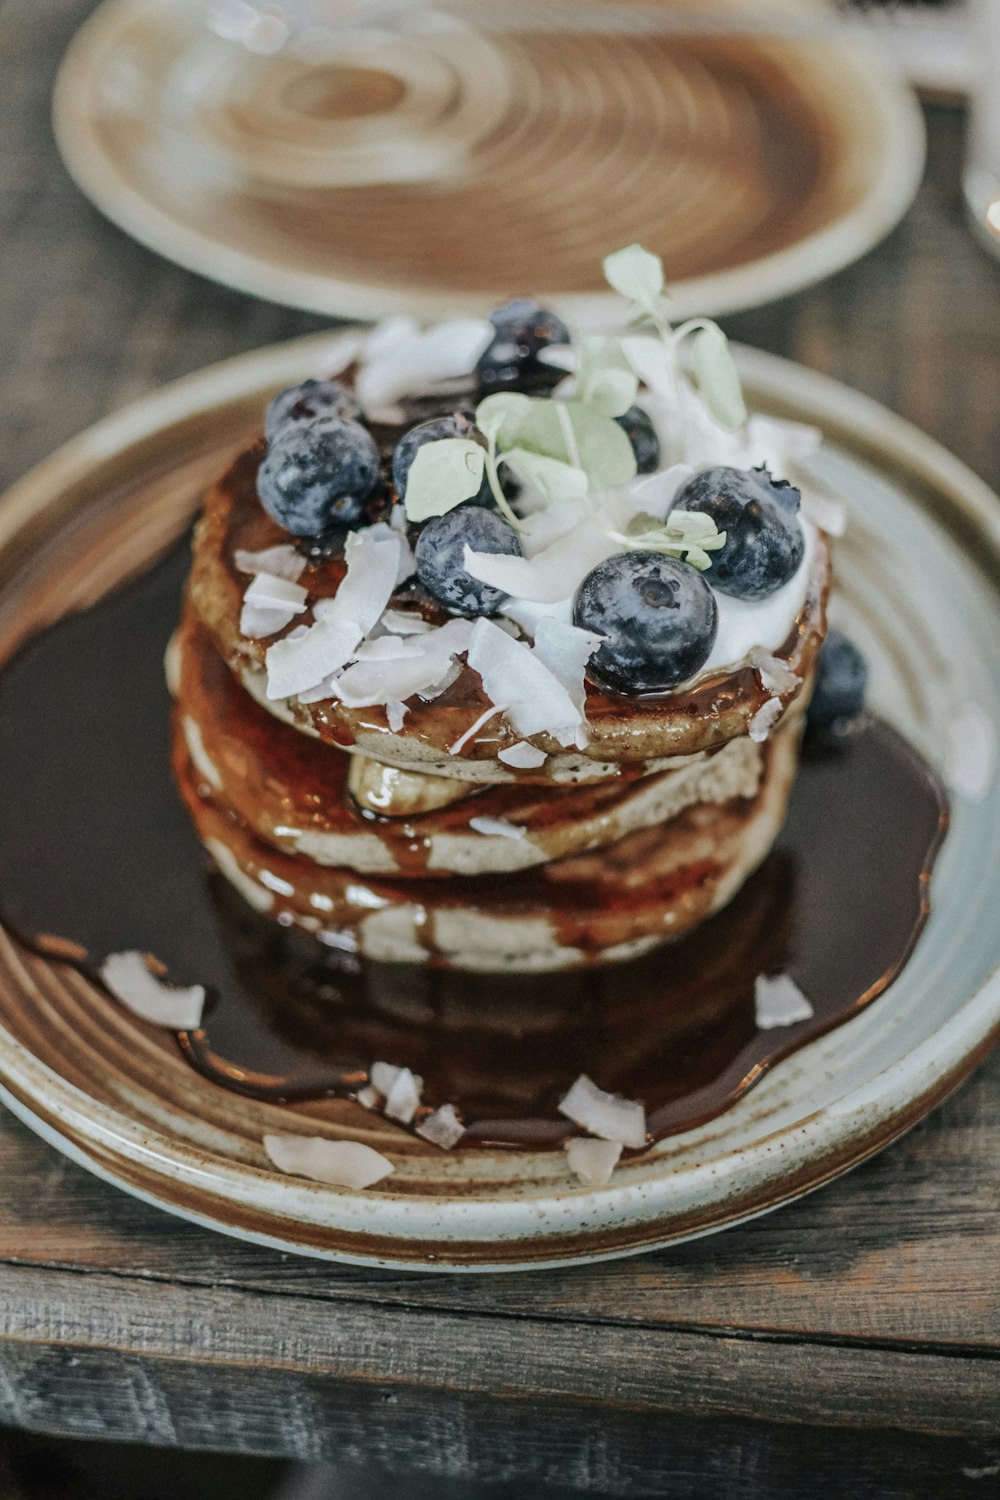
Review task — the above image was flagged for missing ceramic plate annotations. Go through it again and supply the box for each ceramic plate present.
[51,0,925,324]
[0,335,998,1271]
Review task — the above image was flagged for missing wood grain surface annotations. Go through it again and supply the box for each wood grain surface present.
[0,2,999,1494]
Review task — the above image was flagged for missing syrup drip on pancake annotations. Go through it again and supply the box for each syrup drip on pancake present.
[0,544,948,1149]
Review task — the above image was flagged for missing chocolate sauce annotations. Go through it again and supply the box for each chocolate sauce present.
[0,543,949,1149]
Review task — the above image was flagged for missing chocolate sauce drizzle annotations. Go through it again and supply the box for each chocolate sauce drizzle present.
[0,544,949,1150]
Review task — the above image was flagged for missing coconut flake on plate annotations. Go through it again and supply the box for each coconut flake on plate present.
[385,699,408,733]
[367,1061,423,1125]
[467,618,584,744]
[263,1134,395,1189]
[468,815,525,840]
[355,318,493,415]
[498,741,547,769]
[415,1104,466,1150]
[100,951,205,1030]
[557,1075,646,1149]
[754,973,814,1030]
[565,1137,623,1188]
[234,543,307,583]
[748,696,784,743]
[749,648,800,697]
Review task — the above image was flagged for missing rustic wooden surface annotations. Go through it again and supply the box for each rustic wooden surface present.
[1,2,999,1495]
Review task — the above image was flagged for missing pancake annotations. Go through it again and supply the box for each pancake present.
[172,713,801,972]
[187,444,830,783]
[172,608,774,877]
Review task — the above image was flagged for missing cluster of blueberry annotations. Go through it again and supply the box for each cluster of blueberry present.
[255,299,858,704]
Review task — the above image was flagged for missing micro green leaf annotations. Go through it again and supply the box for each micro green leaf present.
[475,392,531,445]
[689,323,747,431]
[503,447,589,504]
[402,438,486,523]
[611,508,727,570]
[576,336,639,418]
[603,244,665,317]
[501,398,637,492]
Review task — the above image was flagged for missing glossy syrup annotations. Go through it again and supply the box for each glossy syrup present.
[0,544,949,1149]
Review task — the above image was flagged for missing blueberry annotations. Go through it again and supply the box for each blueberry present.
[807,629,868,741]
[615,405,660,474]
[415,508,522,617]
[257,417,381,536]
[392,413,493,508]
[574,552,718,693]
[265,379,363,444]
[674,465,804,601]
[476,298,571,393]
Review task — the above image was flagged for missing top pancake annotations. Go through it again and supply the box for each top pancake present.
[188,444,830,785]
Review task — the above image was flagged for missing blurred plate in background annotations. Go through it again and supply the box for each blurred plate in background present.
[53,0,925,324]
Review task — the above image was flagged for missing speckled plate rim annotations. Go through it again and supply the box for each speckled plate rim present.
[0,336,998,1272]
[50,0,926,324]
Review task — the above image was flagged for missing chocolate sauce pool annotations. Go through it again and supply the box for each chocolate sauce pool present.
[0,545,949,1149]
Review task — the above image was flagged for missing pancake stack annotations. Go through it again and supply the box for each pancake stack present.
[171,294,830,973]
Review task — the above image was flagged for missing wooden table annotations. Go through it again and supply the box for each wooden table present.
[1,4,998,1494]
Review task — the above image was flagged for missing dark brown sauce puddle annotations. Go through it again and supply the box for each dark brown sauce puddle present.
[0,545,949,1150]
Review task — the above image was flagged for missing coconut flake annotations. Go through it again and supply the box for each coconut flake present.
[241,600,305,640]
[532,618,603,717]
[356,319,493,413]
[354,635,426,663]
[244,572,309,613]
[464,519,614,605]
[370,1059,425,1102]
[234,544,306,583]
[565,1137,623,1187]
[449,703,502,756]
[749,648,800,697]
[754,973,814,1030]
[100,952,205,1030]
[335,618,474,709]
[355,1086,380,1110]
[625,464,695,523]
[498,741,547,769]
[415,1104,465,1150]
[367,1061,424,1125]
[557,1075,646,1149]
[467,618,582,741]
[266,527,403,699]
[385,699,408,733]
[748,696,784,743]
[468,815,525,840]
[501,596,575,638]
[263,1134,395,1189]
[381,608,433,636]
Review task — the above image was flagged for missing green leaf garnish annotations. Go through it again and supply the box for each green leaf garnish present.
[402,438,486,523]
[494,397,637,491]
[689,323,748,431]
[611,508,727,571]
[602,244,665,318]
[576,336,639,418]
[503,447,589,504]
[475,391,531,446]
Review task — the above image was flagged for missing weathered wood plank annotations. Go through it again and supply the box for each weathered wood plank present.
[1,1264,998,1441]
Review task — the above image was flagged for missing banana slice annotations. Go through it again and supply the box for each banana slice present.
[347,754,471,817]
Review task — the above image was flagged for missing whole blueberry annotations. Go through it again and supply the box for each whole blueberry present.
[476,298,571,394]
[392,412,493,508]
[265,379,363,444]
[615,405,660,474]
[674,464,804,601]
[574,552,718,693]
[257,417,381,536]
[415,508,522,617]
[807,629,868,741]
